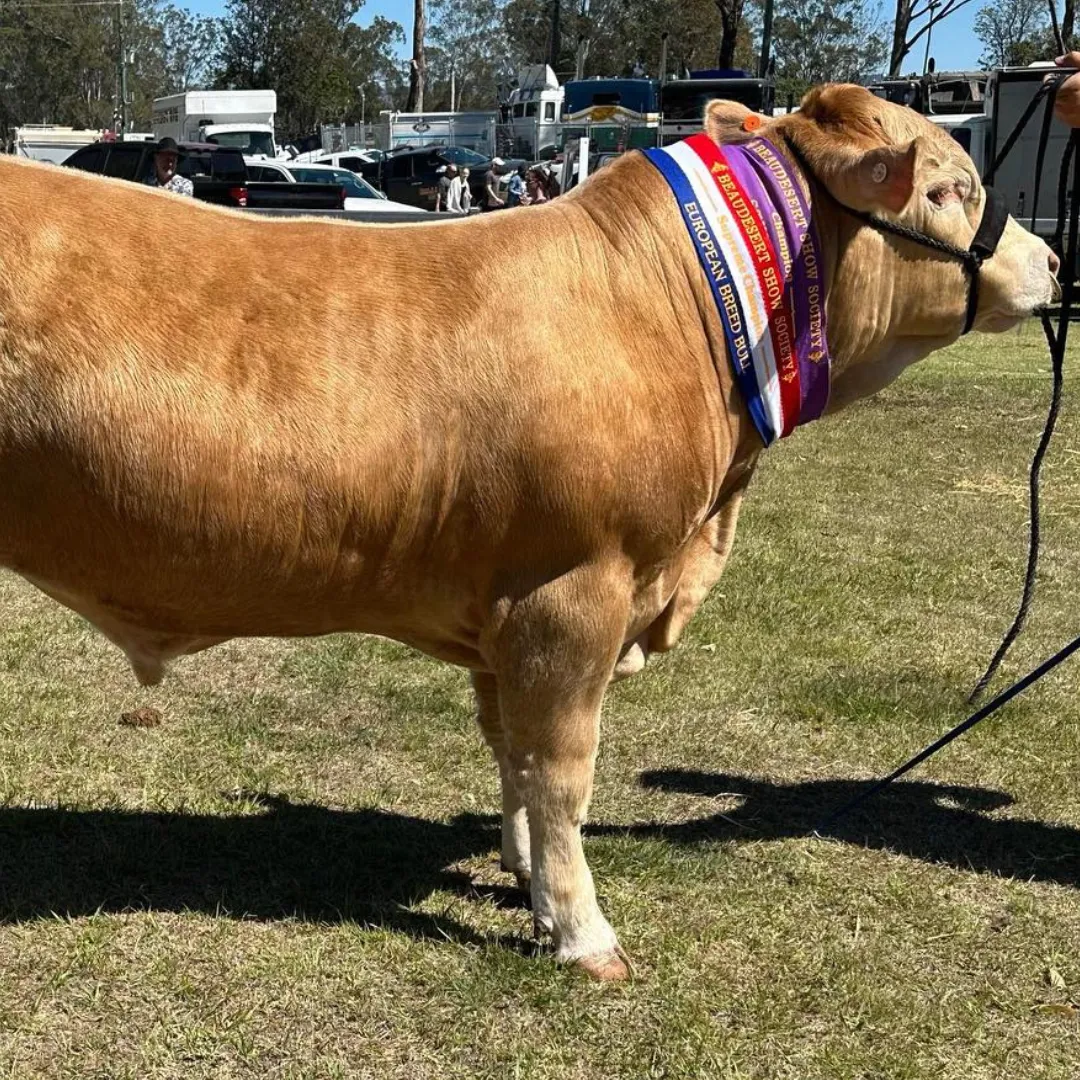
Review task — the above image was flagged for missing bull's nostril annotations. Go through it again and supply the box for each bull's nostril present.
[1049,250,1062,277]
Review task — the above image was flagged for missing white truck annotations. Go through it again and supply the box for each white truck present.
[371,109,499,154]
[152,90,279,158]
[502,64,564,159]
[9,125,106,164]
[978,64,1072,238]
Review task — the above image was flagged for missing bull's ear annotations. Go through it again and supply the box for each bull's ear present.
[704,99,766,144]
[835,139,920,214]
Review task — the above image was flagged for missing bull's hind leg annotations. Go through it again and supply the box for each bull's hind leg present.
[471,672,532,890]
[489,568,630,980]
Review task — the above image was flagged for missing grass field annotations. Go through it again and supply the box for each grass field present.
[2,326,1080,1078]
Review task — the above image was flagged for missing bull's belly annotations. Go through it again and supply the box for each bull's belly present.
[21,566,490,685]
[13,538,699,689]
[0,452,712,686]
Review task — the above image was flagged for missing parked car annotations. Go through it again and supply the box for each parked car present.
[311,150,384,169]
[358,146,525,210]
[64,139,250,206]
[244,158,424,213]
[63,140,345,211]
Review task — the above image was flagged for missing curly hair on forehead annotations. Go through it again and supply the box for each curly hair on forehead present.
[798,84,891,145]
[797,83,951,150]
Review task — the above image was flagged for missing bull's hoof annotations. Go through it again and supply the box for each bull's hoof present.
[573,947,633,982]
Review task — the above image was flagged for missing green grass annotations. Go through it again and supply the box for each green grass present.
[3,324,1080,1077]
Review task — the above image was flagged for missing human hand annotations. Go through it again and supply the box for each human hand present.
[1053,53,1080,127]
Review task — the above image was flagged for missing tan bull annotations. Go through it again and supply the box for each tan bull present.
[0,85,1058,979]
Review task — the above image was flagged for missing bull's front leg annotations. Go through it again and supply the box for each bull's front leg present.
[471,672,532,890]
[488,568,630,980]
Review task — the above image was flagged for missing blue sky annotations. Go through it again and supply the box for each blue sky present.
[186,0,989,75]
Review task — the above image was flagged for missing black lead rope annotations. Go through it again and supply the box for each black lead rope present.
[817,80,1080,831]
[968,86,1074,705]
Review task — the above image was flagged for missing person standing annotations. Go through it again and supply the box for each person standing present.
[147,137,193,197]
[459,167,473,213]
[507,165,526,207]
[435,164,456,212]
[484,157,506,210]
[446,165,465,214]
[522,167,548,206]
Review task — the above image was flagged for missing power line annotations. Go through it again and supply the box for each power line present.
[0,1,123,8]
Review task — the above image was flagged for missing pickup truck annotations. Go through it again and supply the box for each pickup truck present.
[62,141,345,211]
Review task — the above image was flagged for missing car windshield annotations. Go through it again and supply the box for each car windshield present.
[438,146,487,167]
[207,130,276,158]
[287,167,379,198]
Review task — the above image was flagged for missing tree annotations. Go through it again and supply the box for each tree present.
[0,0,166,131]
[344,16,407,116]
[975,0,1053,67]
[501,0,756,81]
[716,0,746,68]
[405,0,425,111]
[216,0,403,136]
[773,0,886,98]
[427,0,508,109]
[155,5,221,92]
[889,0,975,76]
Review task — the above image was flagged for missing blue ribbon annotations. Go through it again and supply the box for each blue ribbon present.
[642,147,775,446]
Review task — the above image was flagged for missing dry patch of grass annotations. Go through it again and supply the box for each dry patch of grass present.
[3,323,1080,1077]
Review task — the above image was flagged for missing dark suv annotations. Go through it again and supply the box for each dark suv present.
[64,140,250,206]
[360,146,523,209]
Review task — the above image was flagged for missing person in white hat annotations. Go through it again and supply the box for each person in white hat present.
[484,157,506,211]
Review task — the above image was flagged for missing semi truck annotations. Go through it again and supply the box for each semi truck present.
[151,90,278,159]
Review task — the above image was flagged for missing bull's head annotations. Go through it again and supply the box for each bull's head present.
[704,84,1060,408]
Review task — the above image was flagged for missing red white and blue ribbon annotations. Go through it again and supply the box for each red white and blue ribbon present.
[643,134,831,446]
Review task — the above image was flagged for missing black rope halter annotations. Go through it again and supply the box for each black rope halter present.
[781,135,1010,335]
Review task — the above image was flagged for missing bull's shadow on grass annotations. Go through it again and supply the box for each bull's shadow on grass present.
[632,770,1080,887]
[3,773,1080,936]
[0,796,517,947]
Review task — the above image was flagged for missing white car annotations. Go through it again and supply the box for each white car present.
[243,158,425,213]
[313,150,384,167]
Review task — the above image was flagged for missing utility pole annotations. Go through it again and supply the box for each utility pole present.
[546,0,561,72]
[922,0,937,75]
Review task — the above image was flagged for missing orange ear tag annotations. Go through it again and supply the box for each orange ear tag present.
[742,114,763,133]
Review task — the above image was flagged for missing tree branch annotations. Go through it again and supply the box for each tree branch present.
[909,0,973,21]
[903,0,977,51]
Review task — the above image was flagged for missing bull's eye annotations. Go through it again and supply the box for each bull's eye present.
[927,181,965,208]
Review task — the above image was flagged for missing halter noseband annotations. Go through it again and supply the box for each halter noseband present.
[783,136,1010,336]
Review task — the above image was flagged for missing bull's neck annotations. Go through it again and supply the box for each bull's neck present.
[563,154,760,463]
[578,143,840,450]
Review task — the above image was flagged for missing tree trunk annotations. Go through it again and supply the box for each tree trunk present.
[890,0,910,75]
[406,0,425,112]
[715,0,743,69]
[1064,0,1076,49]
[546,0,561,73]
